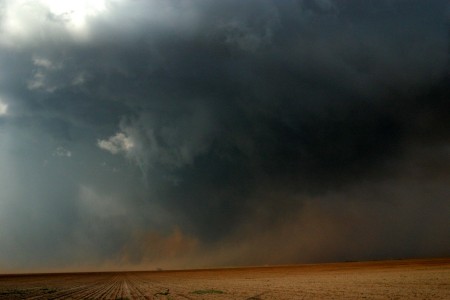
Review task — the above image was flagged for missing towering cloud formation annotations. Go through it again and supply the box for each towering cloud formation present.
[0,0,449,272]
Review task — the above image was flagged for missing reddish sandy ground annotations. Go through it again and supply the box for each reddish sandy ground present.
[0,258,449,299]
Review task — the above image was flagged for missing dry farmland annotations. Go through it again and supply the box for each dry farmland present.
[0,258,449,299]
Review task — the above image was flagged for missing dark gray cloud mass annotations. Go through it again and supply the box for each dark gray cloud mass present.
[0,0,449,272]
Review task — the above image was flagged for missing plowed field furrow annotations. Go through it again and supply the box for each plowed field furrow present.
[102,275,125,299]
[77,276,118,300]
[122,279,134,299]
[125,276,150,299]
[44,276,114,300]
[50,284,102,299]
[94,275,119,299]
[125,275,153,292]
[126,275,154,292]
[24,281,98,300]
[100,276,123,299]
[100,275,126,300]
[112,276,127,299]
[111,275,129,300]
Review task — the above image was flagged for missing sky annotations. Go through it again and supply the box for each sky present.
[0,0,449,273]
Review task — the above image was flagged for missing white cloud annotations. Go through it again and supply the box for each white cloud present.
[40,0,108,30]
[98,109,214,176]
[27,56,62,92]
[53,146,72,158]
[27,71,56,92]
[0,0,200,47]
[98,126,149,183]
[0,0,110,46]
[32,57,60,70]
[27,56,88,92]
[97,132,134,155]
[0,102,8,116]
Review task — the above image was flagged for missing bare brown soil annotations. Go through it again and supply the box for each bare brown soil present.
[0,258,449,299]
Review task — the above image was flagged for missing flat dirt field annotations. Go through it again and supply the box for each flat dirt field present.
[0,258,449,299]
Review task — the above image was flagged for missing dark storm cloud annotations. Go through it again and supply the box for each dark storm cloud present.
[0,0,449,272]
